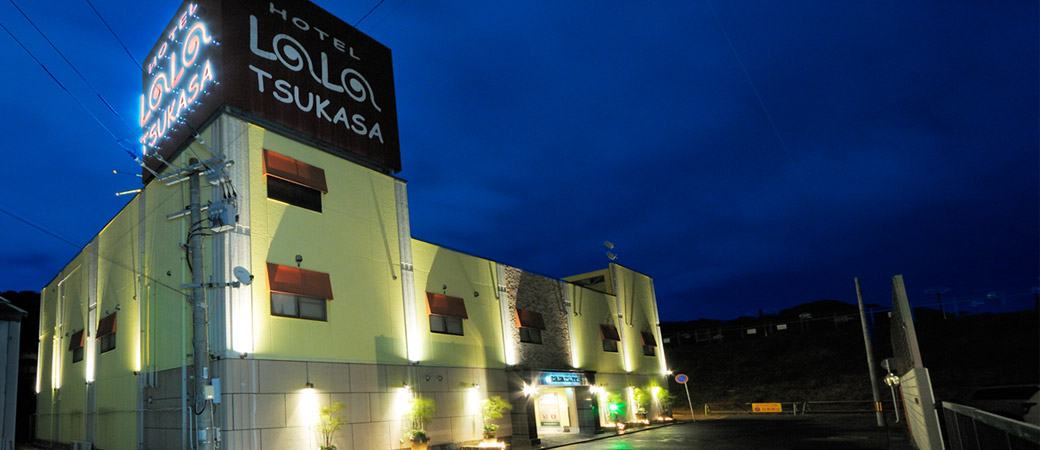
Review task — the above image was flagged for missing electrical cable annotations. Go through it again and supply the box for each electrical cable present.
[8,0,139,137]
[705,0,809,195]
[0,19,139,162]
[83,0,141,70]
[354,0,387,28]
[0,201,188,298]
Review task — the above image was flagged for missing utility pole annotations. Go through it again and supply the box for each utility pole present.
[855,278,885,427]
[924,287,950,319]
[189,159,214,450]
[161,156,225,450]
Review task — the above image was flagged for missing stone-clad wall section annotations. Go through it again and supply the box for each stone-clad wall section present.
[503,267,572,369]
[141,359,512,450]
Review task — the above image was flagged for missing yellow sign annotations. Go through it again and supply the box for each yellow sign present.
[752,403,783,413]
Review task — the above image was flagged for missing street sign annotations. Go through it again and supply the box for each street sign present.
[675,374,689,384]
[752,403,783,413]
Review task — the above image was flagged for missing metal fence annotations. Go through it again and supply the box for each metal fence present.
[704,399,899,415]
[942,402,1040,450]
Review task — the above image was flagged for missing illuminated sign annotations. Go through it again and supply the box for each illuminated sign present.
[541,372,583,386]
[140,3,216,156]
[752,403,783,413]
[141,0,401,181]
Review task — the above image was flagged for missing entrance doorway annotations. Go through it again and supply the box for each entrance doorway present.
[535,387,578,436]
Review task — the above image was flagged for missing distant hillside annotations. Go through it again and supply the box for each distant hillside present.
[662,302,1038,412]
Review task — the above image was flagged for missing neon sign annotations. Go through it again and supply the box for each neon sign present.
[140,3,216,155]
[541,372,583,386]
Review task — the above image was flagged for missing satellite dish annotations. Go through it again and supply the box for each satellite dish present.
[233,266,253,285]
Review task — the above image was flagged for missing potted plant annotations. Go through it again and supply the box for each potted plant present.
[633,387,650,422]
[404,396,436,450]
[606,392,626,428]
[478,395,513,441]
[316,401,346,450]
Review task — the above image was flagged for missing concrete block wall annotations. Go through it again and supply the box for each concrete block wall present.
[193,359,513,450]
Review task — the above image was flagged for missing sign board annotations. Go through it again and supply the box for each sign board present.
[674,374,689,384]
[752,403,783,413]
[541,372,583,386]
[141,0,401,180]
[538,392,562,426]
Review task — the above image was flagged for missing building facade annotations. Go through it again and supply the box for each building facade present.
[34,2,668,449]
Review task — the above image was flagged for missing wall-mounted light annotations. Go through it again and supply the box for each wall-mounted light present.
[304,381,314,389]
[402,383,411,390]
[522,383,538,397]
[296,254,303,268]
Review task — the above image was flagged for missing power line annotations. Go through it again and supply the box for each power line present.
[83,0,141,70]
[705,0,809,194]
[0,19,138,162]
[8,0,139,137]
[354,0,387,28]
[368,0,410,32]
[0,202,188,298]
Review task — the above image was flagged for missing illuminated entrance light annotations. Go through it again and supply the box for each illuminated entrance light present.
[520,382,536,396]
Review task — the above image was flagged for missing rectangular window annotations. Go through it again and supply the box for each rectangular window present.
[264,150,327,212]
[641,331,657,356]
[519,327,543,344]
[601,324,620,353]
[97,313,117,354]
[69,329,85,363]
[268,263,334,321]
[429,315,464,336]
[271,292,327,321]
[427,293,468,336]
[267,177,322,212]
[516,309,546,344]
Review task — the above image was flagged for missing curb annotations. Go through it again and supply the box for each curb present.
[539,422,683,449]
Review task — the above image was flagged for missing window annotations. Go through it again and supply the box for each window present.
[69,329,85,363]
[267,263,334,321]
[427,293,468,336]
[97,313,117,354]
[601,324,620,353]
[271,292,327,321]
[641,331,657,357]
[516,309,546,344]
[429,315,464,336]
[264,150,328,212]
[519,327,542,344]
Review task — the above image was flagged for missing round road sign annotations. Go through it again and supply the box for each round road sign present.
[675,374,689,384]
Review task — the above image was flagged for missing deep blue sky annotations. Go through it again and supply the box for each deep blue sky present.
[0,1,1036,320]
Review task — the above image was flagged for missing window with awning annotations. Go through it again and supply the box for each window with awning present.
[516,309,545,344]
[267,263,333,321]
[427,293,467,336]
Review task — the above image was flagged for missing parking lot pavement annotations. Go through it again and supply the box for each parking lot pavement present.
[537,414,917,450]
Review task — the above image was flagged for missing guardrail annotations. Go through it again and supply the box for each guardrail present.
[704,399,899,415]
[941,401,1040,450]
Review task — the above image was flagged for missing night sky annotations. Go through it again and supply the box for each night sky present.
[0,1,1036,321]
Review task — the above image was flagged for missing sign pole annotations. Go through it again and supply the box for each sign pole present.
[675,374,695,422]
[683,382,694,422]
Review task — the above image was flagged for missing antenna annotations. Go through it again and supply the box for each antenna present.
[604,241,617,261]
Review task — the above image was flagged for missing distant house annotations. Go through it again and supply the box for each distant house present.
[0,295,27,450]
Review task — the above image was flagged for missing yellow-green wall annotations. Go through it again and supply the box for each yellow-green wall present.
[612,264,665,376]
[247,126,408,364]
[410,240,506,368]
[569,283,625,375]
